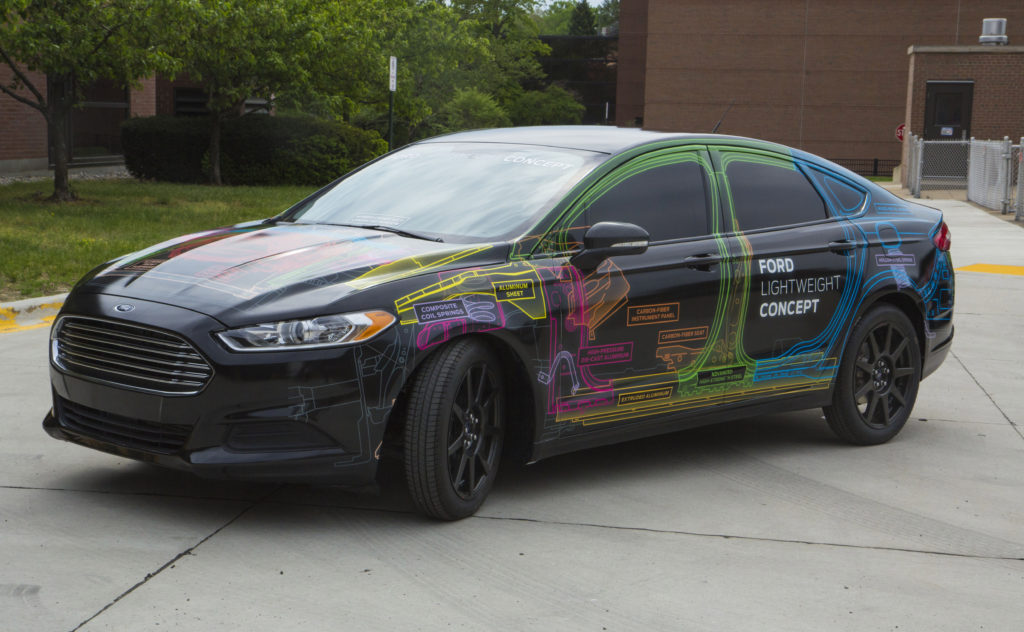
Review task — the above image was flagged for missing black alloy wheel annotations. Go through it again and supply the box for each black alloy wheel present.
[825,305,921,445]
[447,362,502,500]
[403,338,505,520]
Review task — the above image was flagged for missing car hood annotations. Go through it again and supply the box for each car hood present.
[77,222,507,326]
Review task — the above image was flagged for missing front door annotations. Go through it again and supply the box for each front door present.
[535,146,735,428]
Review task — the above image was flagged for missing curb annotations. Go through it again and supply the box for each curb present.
[0,293,68,334]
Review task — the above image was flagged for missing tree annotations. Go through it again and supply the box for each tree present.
[451,0,549,109]
[451,0,539,39]
[532,1,575,35]
[568,1,597,36]
[0,0,171,201]
[594,0,619,31]
[163,0,343,184]
[339,0,493,145]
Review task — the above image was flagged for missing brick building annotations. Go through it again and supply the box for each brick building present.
[0,71,262,174]
[905,45,1024,141]
[616,0,1024,174]
[0,65,52,174]
[0,71,160,174]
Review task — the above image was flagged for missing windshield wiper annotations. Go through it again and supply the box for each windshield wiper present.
[338,223,443,243]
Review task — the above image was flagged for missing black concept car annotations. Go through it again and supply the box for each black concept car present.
[45,127,954,519]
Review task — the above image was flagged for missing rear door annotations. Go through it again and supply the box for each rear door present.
[711,147,866,402]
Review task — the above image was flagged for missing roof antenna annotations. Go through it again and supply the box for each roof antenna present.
[711,101,734,134]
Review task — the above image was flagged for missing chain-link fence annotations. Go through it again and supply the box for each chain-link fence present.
[907,135,969,195]
[1017,145,1024,221]
[906,134,1024,219]
[967,139,1012,212]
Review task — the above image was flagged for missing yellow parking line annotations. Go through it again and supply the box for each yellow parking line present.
[0,302,60,334]
[0,318,54,334]
[956,263,1024,276]
[0,307,16,332]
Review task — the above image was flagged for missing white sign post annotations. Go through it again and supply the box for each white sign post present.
[387,56,397,150]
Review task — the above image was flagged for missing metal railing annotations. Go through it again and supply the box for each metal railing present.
[906,134,1024,218]
[829,158,900,178]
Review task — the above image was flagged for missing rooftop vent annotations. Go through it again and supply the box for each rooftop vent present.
[979,18,1008,45]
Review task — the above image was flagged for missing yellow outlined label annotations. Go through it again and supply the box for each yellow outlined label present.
[616,387,674,406]
[658,326,708,344]
[492,279,535,301]
[626,302,679,326]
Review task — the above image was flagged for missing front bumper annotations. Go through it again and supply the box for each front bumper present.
[42,407,378,484]
[44,293,398,486]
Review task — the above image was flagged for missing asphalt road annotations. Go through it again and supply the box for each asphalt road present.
[2,197,1023,631]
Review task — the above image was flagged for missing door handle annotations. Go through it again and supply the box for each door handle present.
[682,253,722,271]
[828,240,858,254]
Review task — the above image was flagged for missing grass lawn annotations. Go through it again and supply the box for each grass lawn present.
[0,179,316,301]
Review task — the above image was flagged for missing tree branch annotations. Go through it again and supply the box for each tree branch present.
[85,21,127,61]
[0,81,45,113]
[0,44,46,108]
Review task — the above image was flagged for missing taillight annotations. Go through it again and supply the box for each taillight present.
[933,221,951,252]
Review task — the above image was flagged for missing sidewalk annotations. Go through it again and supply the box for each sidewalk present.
[0,163,129,186]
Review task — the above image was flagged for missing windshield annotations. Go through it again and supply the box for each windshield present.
[286,142,604,243]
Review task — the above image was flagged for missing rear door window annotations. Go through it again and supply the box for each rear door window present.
[720,155,828,231]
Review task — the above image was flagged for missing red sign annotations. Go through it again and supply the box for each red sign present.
[895,123,906,142]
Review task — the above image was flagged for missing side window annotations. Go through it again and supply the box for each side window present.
[807,170,867,215]
[723,157,828,231]
[585,160,710,241]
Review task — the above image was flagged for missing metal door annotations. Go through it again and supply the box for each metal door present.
[924,81,973,140]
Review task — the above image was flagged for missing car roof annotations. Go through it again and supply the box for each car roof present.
[416,126,875,189]
[420,126,768,155]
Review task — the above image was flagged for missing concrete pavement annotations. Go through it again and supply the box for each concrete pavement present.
[1,197,1022,631]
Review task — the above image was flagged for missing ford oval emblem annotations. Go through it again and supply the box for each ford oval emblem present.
[114,303,136,313]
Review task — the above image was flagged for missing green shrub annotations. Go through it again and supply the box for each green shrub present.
[121,116,209,183]
[220,115,387,186]
[438,88,511,133]
[507,85,585,126]
[121,114,387,186]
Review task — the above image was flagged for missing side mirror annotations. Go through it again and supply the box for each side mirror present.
[569,221,649,270]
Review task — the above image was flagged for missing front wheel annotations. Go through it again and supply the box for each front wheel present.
[403,338,505,520]
[825,305,922,445]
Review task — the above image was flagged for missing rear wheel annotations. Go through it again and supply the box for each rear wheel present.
[403,338,504,520]
[825,305,921,445]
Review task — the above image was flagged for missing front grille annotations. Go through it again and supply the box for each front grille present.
[53,316,213,395]
[56,397,191,454]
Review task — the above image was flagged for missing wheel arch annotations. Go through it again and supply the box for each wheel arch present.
[857,291,927,369]
[380,331,541,465]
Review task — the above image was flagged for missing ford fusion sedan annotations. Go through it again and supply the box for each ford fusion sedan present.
[44,126,954,519]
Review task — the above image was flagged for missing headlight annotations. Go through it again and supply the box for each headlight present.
[216,310,395,351]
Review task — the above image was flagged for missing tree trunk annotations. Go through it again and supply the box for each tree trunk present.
[209,113,223,185]
[47,75,76,202]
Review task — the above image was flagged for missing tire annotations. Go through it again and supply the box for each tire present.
[403,338,505,520]
[824,304,921,445]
